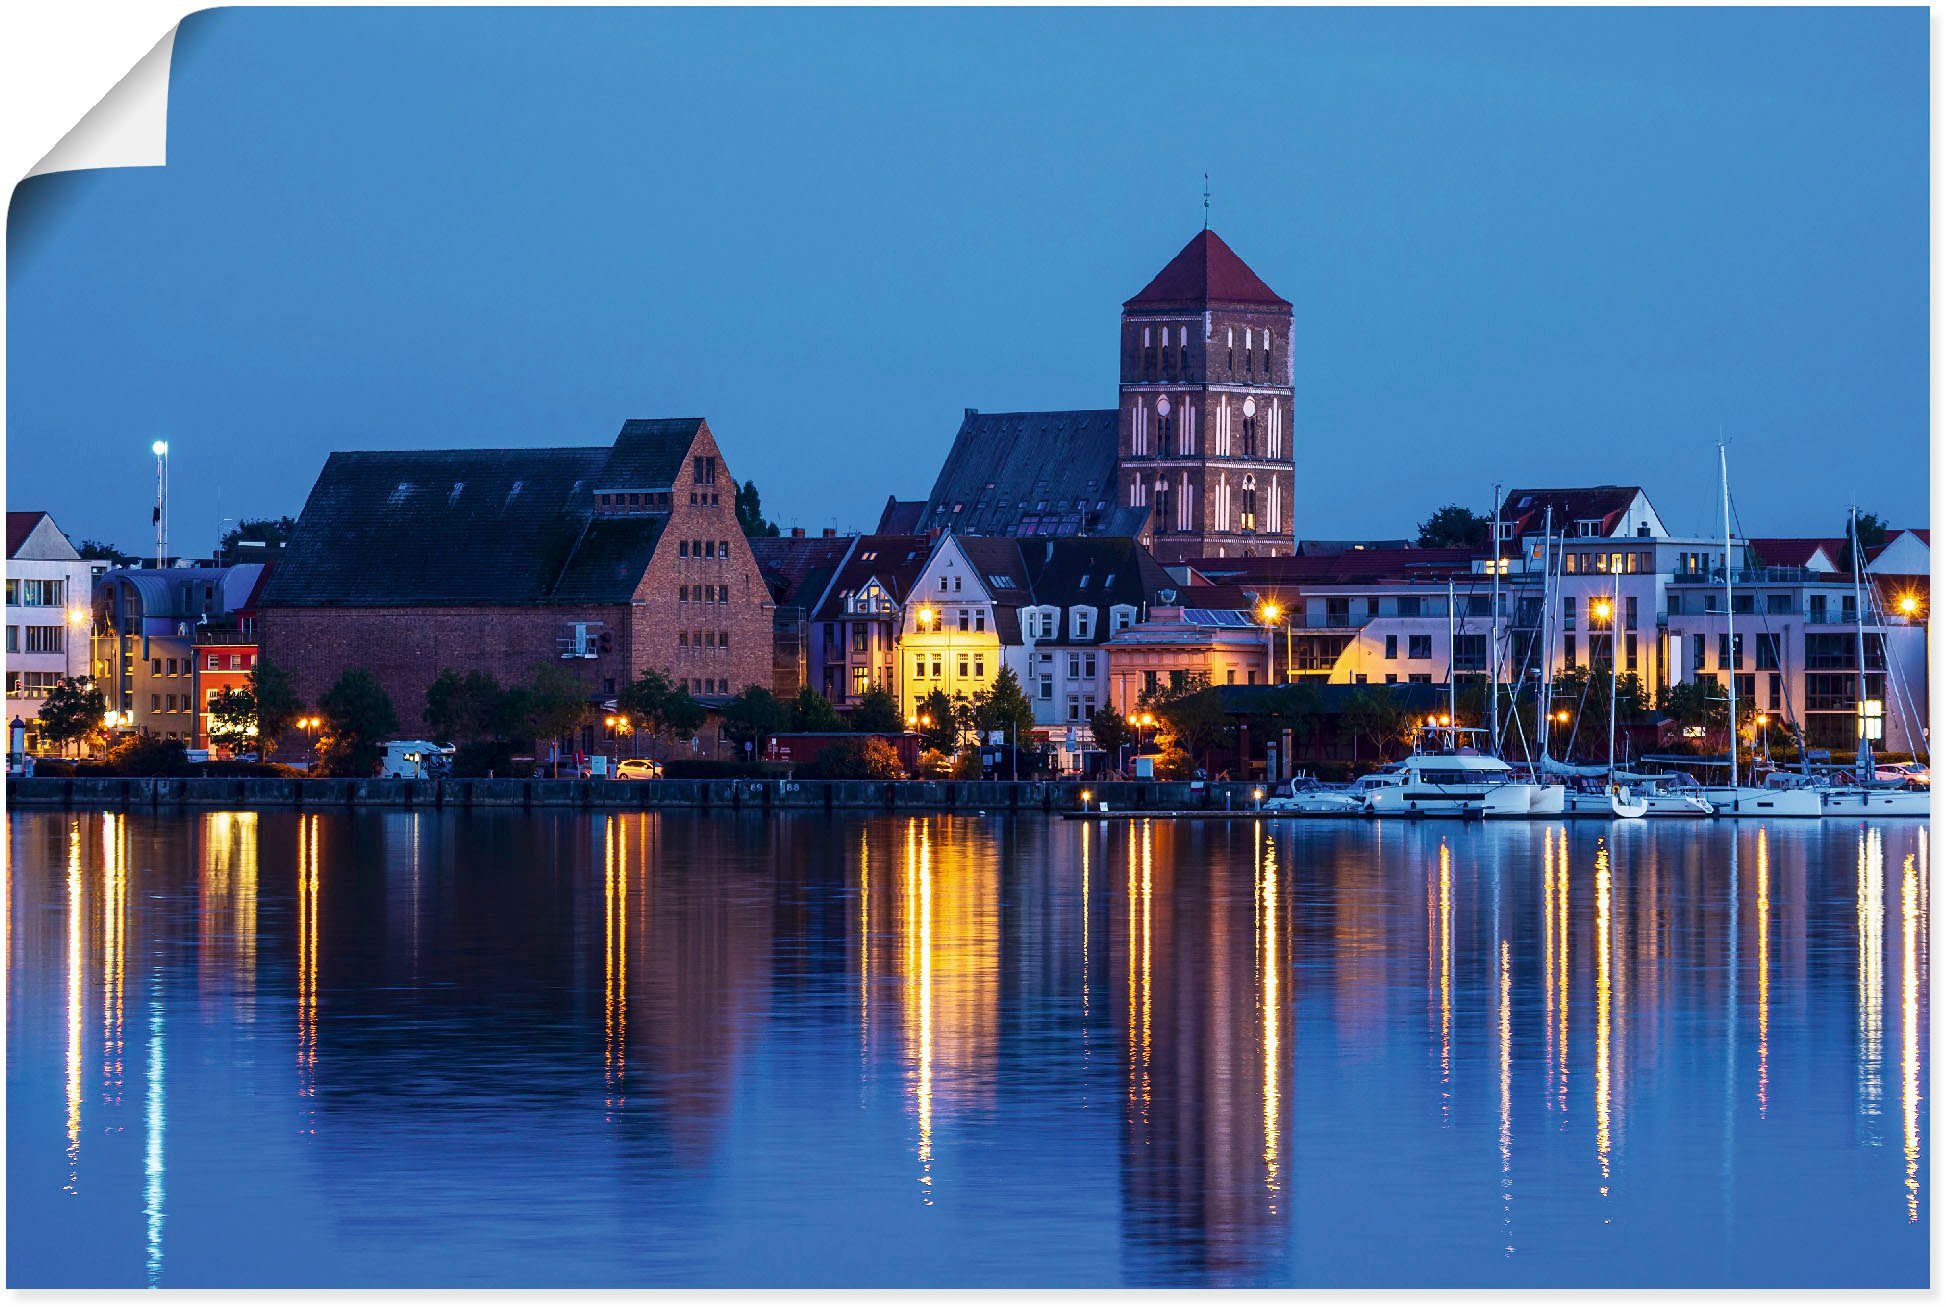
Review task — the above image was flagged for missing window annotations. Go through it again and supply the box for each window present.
[957,654,969,678]
[3,627,14,654]
[1768,674,1782,711]
[1756,633,1781,671]
[1562,636,1577,668]
[679,540,689,558]
[1408,634,1432,660]
[1384,634,1398,660]
[207,654,220,670]
[973,655,985,678]
[1454,634,1487,671]
[1625,596,1639,630]
[1809,593,1828,623]
[1718,633,1743,670]
[1767,593,1791,615]
[1691,637,1707,674]
[14,579,63,607]
[851,666,869,699]
[1625,634,1639,672]
[22,626,62,654]
[1326,598,1350,626]
[851,625,869,653]
[1038,674,1053,700]
[1561,597,1576,631]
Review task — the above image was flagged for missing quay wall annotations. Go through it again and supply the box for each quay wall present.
[5,776,1275,814]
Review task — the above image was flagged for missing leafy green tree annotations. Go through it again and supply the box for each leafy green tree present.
[721,684,789,754]
[73,538,138,566]
[1089,705,1134,759]
[250,659,302,755]
[618,669,676,736]
[423,669,509,743]
[803,737,906,780]
[316,669,398,777]
[850,685,903,733]
[35,677,105,756]
[735,480,781,538]
[1416,504,1491,550]
[972,667,1036,742]
[658,686,707,745]
[1343,688,1414,762]
[217,515,299,559]
[1837,511,1890,574]
[1658,679,1726,727]
[789,684,845,732]
[207,687,260,753]
[1154,685,1232,772]
[913,688,958,752]
[522,663,593,751]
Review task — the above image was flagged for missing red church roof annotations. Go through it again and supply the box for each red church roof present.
[7,511,49,557]
[1124,230,1290,310]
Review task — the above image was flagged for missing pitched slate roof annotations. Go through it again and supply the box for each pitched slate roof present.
[597,419,704,489]
[1020,536,1176,610]
[1496,486,1643,538]
[1747,538,1841,571]
[260,445,663,607]
[875,497,927,535]
[920,408,1145,538]
[808,535,933,622]
[749,534,853,608]
[1124,230,1290,310]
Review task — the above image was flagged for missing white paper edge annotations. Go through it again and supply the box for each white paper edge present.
[25,23,176,179]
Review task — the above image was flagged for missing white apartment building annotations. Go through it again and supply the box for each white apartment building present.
[6,512,99,750]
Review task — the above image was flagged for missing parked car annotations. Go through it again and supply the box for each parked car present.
[614,758,664,781]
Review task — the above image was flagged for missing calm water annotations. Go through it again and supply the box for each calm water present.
[4,808,1928,1287]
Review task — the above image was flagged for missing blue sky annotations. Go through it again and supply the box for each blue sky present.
[6,7,1927,553]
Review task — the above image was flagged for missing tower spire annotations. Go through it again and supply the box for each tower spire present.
[1202,173,1210,230]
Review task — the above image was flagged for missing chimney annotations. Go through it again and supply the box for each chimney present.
[791,527,806,539]
[965,408,979,421]
[821,528,837,538]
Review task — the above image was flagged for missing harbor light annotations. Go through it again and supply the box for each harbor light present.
[1079,789,1092,804]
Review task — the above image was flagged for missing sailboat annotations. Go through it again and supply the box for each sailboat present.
[1563,570,1648,818]
[1693,443,1821,818]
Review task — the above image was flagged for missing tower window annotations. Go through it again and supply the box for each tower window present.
[1241,416,1257,457]
[1157,412,1174,458]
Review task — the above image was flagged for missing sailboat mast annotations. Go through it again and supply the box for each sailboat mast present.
[1447,578,1458,731]
[1608,569,1620,787]
[1539,507,1555,758]
[1489,483,1502,750]
[1851,504,1873,778]
[1719,442,1740,790]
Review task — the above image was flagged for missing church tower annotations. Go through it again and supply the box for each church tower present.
[1117,230,1295,564]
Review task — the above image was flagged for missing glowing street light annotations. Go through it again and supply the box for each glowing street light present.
[1591,597,1613,623]
[1898,592,1922,617]
[150,440,169,457]
[916,605,938,630]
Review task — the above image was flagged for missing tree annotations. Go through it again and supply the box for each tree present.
[1089,705,1134,760]
[850,684,903,733]
[522,663,593,753]
[1416,504,1491,550]
[1837,511,1891,573]
[217,515,299,559]
[972,667,1036,742]
[207,687,260,754]
[423,669,508,743]
[735,480,781,538]
[316,670,398,777]
[789,684,845,732]
[1658,679,1726,728]
[1343,689,1414,762]
[658,686,707,746]
[803,737,906,780]
[913,688,959,752]
[73,538,138,566]
[618,669,706,751]
[721,684,789,755]
[251,659,301,756]
[1154,685,1232,773]
[35,677,105,756]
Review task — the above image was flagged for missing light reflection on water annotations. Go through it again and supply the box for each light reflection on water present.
[4,809,1928,1288]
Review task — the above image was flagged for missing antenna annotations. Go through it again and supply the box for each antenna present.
[1202,173,1210,230]
[151,439,170,568]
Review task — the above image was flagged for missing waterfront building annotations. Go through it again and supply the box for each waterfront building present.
[1101,587,1273,713]
[5,512,99,750]
[92,562,266,743]
[258,418,771,756]
[749,528,853,700]
[802,533,932,708]
[898,228,1297,563]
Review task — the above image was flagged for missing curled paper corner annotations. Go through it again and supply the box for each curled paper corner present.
[26,24,178,179]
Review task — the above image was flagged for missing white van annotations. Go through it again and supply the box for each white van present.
[380,739,455,779]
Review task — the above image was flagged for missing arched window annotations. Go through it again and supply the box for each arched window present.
[1240,415,1257,457]
[1240,474,1258,532]
[1153,478,1173,533]
[1157,411,1174,457]
[1226,327,1235,373]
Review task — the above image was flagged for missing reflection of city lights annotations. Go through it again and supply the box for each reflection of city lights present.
[1859,829,1885,1125]
[1757,829,1770,1117]
[1901,851,1920,1221]
[1595,837,1613,1188]
[65,821,83,1195]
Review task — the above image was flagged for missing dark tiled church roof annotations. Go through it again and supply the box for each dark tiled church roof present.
[1124,229,1289,310]
[749,533,852,607]
[260,446,662,607]
[919,408,1145,538]
[598,418,704,489]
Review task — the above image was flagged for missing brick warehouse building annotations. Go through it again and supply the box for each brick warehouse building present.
[896,228,1298,565]
[258,418,772,754]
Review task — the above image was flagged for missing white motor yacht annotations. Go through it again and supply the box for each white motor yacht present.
[1562,784,1649,819]
[1262,776,1364,816]
[1360,728,1562,818]
[1758,770,1931,817]
[1611,772,1714,817]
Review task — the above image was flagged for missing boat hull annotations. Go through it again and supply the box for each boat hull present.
[1817,788,1931,817]
[1699,786,1823,818]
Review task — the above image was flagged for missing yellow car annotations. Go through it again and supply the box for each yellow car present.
[614,758,664,781]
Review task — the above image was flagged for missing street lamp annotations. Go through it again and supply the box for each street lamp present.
[1256,599,1288,683]
[1897,592,1922,617]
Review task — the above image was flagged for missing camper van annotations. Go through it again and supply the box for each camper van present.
[379,740,455,779]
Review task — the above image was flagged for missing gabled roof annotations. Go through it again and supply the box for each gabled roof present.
[1017,536,1176,614]
[260,445,659,607]
[1497,486,1646,538]
[809,535,933,622]
[597,418,704,489]
[920,408,1133,538]
[1124,229,1290,310]
[875,497,927,535]
[1747,538,1842,571]
[749,534,853,607]
[7,511,48,557]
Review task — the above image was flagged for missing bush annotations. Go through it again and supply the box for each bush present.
[27,758,78,777]
[195,760,300,778]
[661,758,794,780]
[915,747,956,778]
[450,740,522,778]
[950,750,983,781]
[1154,747,1196,780]
[802,738,906,780]
[100,732,190,777]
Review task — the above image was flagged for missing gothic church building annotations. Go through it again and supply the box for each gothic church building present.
[895,229,1296,565]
